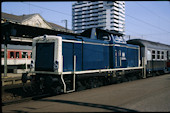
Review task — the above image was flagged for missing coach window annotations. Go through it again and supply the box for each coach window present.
[147,49,151,60]
[152,50,156,60]
[22,52,28,58]
[1,51,4,58]
[10,52,14,58]
[16,52,19,58]
[164,51,167,60]
[157,51,160,60]
[30,52,32,58]
[161,51,164,60]
[167,51,170,60]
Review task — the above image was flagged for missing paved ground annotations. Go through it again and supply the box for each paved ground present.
[2,74,170,112]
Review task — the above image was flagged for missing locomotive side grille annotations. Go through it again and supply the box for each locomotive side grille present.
[35,42,54,71]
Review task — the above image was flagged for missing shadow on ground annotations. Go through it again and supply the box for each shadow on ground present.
[39,98,138,112]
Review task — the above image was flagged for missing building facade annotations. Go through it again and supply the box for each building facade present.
[1,12,73,33]
[72,1,125,34]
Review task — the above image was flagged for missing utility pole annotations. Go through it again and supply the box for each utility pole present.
[4,32,10,77]
[62,19,67,32]
[128,35,130,40]
[25,53,28,72]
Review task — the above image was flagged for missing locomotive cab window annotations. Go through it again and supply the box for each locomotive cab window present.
[98,32,110,41]
[111,34,126,44]
[10,52,14,58]
[102,35,109,41]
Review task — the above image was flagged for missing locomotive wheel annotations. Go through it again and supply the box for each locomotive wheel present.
[156,71,160,76]
[121,77,128,82]
[76,81,86,91]
[152,72,156,77]
[87,78,100,89]
[131,76,137,81]
[116,76,122,83]
[51,86,62,95]
[98,78,104,87]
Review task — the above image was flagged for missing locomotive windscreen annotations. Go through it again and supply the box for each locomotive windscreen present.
[35,42,54,71]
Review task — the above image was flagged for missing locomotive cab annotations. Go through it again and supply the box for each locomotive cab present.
[31,35,62,73]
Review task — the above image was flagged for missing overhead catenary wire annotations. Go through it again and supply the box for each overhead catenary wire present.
[21,2,73,29]
[135,2,170,23]
[125,19,170,37]
[141,32,170,36]
[125,13,170,33]
[22,2,170,35]
[22,2,72,17]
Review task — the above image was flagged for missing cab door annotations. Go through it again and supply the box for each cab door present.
[115,48,122,68]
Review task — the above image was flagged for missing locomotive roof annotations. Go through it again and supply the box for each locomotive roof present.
[127,39,170,50]
[58,34,109,44]
[80,28,123,38]
[1,44,32,50]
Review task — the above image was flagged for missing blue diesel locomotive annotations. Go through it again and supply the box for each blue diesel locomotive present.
[22,28,145,94]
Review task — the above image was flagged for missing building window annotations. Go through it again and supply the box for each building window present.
[10,52,14,58]
[22,52,28,58]
[157,51,160,60]
[16,52,19,58]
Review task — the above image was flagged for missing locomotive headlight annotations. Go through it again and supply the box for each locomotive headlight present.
[54,61,58,70]
[30,60,34,69]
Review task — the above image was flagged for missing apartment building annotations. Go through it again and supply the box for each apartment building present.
[72,1,125,34]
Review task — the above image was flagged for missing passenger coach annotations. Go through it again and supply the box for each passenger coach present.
[127,39,170,76]
[1,44,32,73]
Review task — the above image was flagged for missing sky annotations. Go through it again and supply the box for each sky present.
[1,1,170,45]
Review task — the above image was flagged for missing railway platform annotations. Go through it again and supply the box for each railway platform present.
[1,73,22,86]
[1,73,22,78]
[2,74,170,112]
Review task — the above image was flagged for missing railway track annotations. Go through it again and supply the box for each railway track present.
[2,83,51,106]
[2,93,51,106]
[2,76,23,86]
